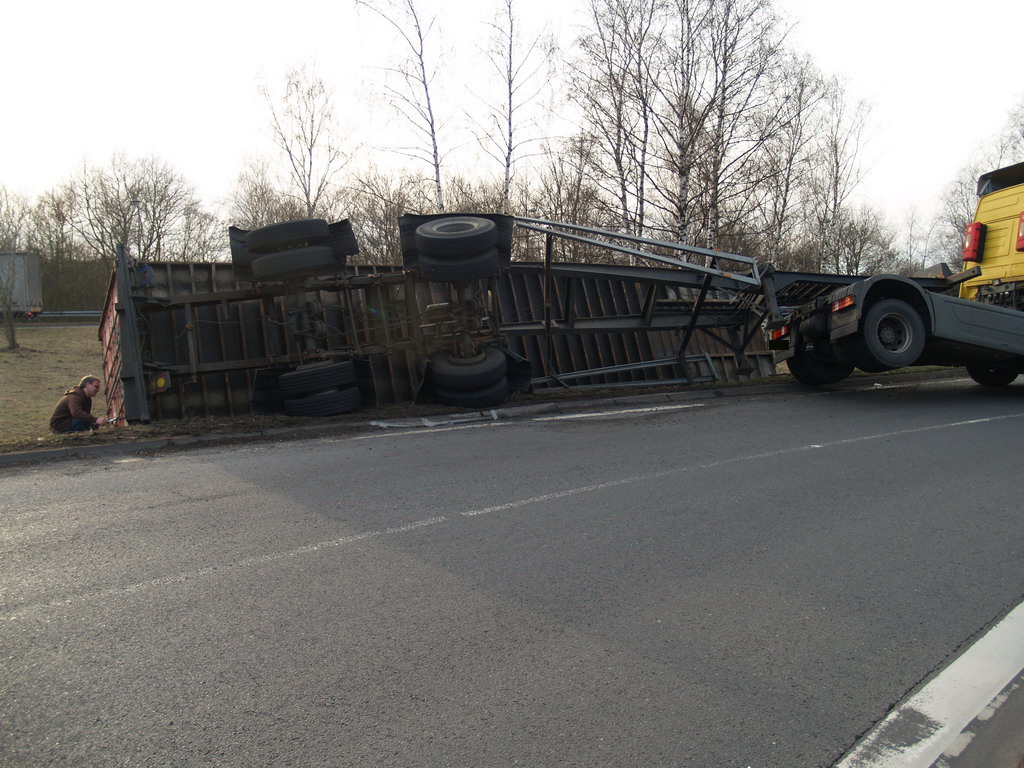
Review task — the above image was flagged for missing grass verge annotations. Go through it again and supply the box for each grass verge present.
[1,326,108,448]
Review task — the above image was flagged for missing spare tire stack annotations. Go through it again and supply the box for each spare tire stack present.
[225,218,363,418]
[229,218,358,282]
[411,215,510,408]
[277,361,361,417]
[414,216,501,283]
[429,345,509,408]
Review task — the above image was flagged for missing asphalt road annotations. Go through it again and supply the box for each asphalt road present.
[4,376,1024,768]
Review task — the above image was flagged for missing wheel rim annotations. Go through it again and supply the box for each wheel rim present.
[435,221,478,234]
[875,313,913,354]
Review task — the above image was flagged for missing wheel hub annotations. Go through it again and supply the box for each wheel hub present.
[877,315,910,352]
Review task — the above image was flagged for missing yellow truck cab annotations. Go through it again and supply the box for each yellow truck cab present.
[959,161,1024,304]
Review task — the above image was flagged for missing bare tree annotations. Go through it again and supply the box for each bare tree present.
[572,0,660,236]
[807,83,870,273]
[643,0,716,244]
[259,65,348,218]
[895,207,942,275]
[829,203,899,275]
[475,0,554,213]
[743,54,824,267]
[359,0,447,212]
[994,97,1024,163]
[700,0,786,251]
[29,188,97,312]
[347,167,435,265]
[62,155,221,262]
[529,136,613,262]
[228,159,309,230]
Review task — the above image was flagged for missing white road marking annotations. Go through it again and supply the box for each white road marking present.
[461,478,645,517]
[835,600,1024,768]
[353,422,510,440]
[2,517,451,620]
[530,403,704,421]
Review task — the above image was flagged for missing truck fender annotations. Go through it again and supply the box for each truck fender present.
[828,275,932,341]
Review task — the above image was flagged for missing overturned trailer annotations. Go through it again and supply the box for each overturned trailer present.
[99,216,822,424]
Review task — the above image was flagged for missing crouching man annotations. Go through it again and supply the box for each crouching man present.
[50,375,111,433]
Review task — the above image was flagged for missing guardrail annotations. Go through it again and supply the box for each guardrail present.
[44,310,102,318]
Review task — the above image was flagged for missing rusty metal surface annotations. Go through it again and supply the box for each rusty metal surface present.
[100,255,774,422]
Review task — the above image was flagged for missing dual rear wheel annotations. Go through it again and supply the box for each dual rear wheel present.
[278,362,362,417]
[430,347,509,407]
[788,299,925,386]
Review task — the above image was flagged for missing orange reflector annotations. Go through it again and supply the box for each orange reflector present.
[963,221,986,262]
[831,295,855,313]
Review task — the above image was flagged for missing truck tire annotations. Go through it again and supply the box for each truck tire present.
[858,298,925,370]
[247,219,331,254]
[283,386,361,417]
[417,248,500,282]
[278,361,357,396]
[966,366,1018,387]
[415,217,497,256]
[250,246,339,282]
[433,377,509,408]
[786,341,854,386]
[229,227,258,273]
[430,347,507,391]
[836,337,887,373]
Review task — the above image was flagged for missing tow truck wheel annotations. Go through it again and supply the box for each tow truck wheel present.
[966,366,1018,387]
[859,298,925,370]
[786,341,853,385]
[836,337,888,373]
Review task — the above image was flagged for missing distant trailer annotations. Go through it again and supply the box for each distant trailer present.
[0,252,43,317]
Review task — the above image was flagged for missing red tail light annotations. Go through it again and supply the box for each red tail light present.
[769,325,789,341]
[963,222,987,262]
[1016,212,1024,252]
[831,295,856,313]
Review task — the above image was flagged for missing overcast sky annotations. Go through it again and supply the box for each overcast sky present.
[3,0,1022,222]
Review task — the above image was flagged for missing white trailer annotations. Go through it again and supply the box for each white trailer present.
[0,252,44,317]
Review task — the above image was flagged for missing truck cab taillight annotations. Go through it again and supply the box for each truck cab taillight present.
[1017,212,1024,252]
[963,222,987,262]
[831,295,855,313]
